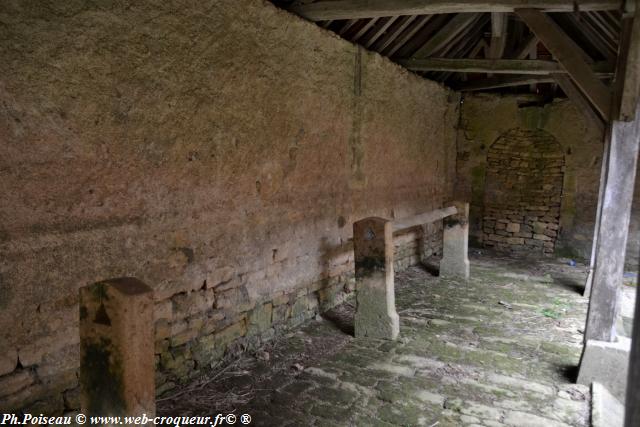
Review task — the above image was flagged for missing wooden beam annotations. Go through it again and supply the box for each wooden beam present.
[554,73,606,131]
[489,12,508,59]
[352,18,379,42]
[373,16,420,52]
[615,12,640,121]
[385,15,432,57]
[584,101,640,342]
[455,75,556,91]
[290,0,624,21]
[398,58,614,74]
[364,16,400,49]
[516,8,612,118]
[412,13,480,58]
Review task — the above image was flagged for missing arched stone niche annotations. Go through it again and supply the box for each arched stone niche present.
[482,128,565,256]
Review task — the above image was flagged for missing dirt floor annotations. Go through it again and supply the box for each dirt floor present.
[158,251,592,426]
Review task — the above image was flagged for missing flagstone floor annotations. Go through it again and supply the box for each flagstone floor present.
[159,252,592,427]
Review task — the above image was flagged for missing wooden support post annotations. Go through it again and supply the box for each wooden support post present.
[80,278,155,418]
[353,217,399,340]
[440,202,470,280]
[584,108,640,342]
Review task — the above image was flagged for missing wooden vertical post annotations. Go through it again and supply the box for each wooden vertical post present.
[584,111,640,342]
[353,217,400,340]
[80,278,155,418]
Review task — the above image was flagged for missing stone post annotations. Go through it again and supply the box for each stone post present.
[80,278,155,419]
[440,202,470,280]
[625,264,640,426]
[353,217,399,340]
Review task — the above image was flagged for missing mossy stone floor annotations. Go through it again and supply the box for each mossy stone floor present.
[160,253,591,426]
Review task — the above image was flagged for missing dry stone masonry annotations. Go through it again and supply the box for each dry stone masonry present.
[483,129,565,256]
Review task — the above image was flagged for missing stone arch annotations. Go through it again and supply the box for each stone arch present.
[482,128,565,256]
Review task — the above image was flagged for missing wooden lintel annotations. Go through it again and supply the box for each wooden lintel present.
[290,0,624,21]
[398,58,614,75]
[516,8,612,119]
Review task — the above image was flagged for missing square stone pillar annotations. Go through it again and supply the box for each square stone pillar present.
[353,217,399,340]
[440,202,470,280]
[80,278,155,418]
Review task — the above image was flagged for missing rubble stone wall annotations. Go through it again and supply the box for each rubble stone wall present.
[456,93,640,266]
[0,0,457,414]
[483,129,565,255]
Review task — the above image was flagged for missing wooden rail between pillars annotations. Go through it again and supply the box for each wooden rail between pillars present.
[352,202,470,340]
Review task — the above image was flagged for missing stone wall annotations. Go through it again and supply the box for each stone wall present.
[483,129,565,255]
[0,0,458,414]
[456,93,640,265]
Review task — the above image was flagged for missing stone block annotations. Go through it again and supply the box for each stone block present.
[353,217,399,340]
[591,382,623,427]
[0,349,18,376]
[533,233,552,241]
[441,202,470,280]
[248,303,273,335]
[506,223,520,233]
[214,320,247,348]
[577,338,630,402]
[79,278,155,417]
[506,237,525,245]
[0,369,34,398]
[215,285,254,312]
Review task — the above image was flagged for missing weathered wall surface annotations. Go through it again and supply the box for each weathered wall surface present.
[0,0,458,413]
[456,93,640,266]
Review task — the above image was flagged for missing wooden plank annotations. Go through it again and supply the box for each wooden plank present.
[373,16,418,52]
[398,58,614,74]
[456,75,556,91]
[393,206,457,232]
[338,19,358,35]
[553,73,606,131]
[352,18,378,42]
[290,0,624,21]
[412,13,481,58]
[364,16,399,49]
[385,15,432,56]
[516,8,612,118]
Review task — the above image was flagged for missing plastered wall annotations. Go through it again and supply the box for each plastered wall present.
[0,0,458,413]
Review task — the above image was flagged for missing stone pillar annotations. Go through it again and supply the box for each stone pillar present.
[353,217,399,340]
[440,202,470,280]
[80,278,155,418]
